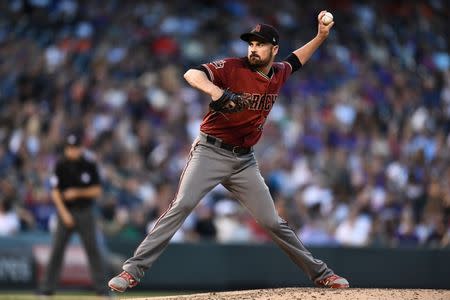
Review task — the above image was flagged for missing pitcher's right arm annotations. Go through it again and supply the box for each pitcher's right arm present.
[184,69,223,101]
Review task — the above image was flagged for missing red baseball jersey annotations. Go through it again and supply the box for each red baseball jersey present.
[200,57,293,147]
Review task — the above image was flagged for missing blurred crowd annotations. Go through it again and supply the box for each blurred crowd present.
[0,0,449,249]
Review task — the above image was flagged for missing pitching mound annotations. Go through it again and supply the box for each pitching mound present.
[122,287,450,300]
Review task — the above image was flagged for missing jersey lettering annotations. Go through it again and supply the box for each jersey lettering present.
[248,93,278,111]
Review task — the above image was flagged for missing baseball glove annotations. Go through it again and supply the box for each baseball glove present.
[209,89,250,113]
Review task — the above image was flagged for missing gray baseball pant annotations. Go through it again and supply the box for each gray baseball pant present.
[123,133,334,283]
[40,206,109,295]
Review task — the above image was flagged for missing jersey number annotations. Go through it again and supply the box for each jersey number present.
[257,116,267,131]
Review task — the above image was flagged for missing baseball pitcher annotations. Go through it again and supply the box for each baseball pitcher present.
[108,11,349,292]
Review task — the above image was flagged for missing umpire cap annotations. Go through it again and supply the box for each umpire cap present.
[64,132,82,147]
[240,23,279,45]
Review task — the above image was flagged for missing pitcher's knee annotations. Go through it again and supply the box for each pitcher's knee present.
[259,218,281,232]
[172,196,197,214]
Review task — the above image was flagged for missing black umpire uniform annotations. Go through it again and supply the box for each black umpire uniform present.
[40,133,109,296]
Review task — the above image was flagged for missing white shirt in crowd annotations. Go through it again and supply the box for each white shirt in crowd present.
[0,211,20,236]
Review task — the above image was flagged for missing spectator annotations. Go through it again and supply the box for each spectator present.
[0,197,20,236]
[394,207,420,247]
[335,207,372,247]
[297,204,337,246]
[193,204,217,241]
[214,199,252,243]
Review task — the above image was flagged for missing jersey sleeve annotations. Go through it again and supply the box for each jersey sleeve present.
[50,161,63,190]
[200,58,233,88]
[274,61,294,85]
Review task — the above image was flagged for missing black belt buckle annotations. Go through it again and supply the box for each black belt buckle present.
[205,134,249,155]
[232,145,250,155]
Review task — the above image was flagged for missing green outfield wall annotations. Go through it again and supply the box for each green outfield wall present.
[0,235,449,290]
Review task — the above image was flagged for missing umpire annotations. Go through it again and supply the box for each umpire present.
[39,132,109,297]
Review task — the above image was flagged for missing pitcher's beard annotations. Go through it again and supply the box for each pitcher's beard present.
[248,55,271,68]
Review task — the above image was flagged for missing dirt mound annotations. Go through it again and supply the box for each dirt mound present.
[123,287,450,300]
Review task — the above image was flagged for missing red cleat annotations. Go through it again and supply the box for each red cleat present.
[108,271,139,293]
[315,274,350,288]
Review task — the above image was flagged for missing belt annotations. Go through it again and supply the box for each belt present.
[205,135,252,156]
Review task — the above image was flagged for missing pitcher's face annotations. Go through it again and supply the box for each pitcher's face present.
[247,40,278,68]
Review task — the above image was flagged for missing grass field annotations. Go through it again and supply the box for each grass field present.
[0,291,192,300]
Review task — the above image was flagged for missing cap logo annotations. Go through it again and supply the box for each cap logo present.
[252,24,261,33]
[67,135,76,145]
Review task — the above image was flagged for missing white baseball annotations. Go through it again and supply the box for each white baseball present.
[321,12,333,25]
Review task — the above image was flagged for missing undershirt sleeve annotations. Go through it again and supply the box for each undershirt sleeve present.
[283,53,302,73]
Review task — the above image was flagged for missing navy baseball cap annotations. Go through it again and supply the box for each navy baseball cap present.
[240,24,279,45]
